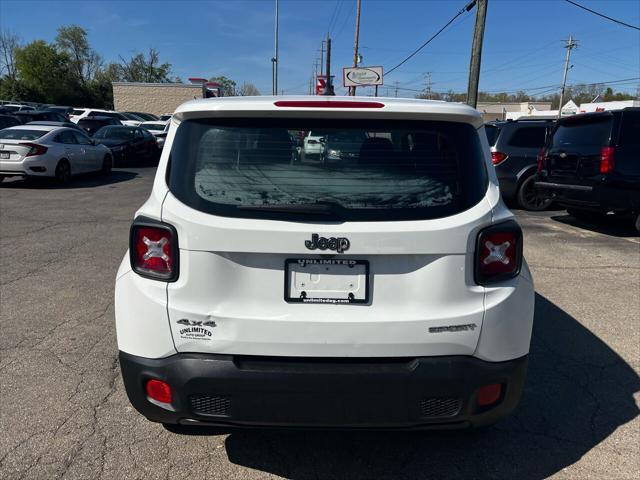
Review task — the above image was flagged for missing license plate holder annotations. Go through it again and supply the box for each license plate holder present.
[284,259,369,304]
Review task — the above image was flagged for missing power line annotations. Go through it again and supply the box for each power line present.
[386,0,477,76]
[564,0,640,31]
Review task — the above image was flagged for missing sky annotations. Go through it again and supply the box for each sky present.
[1,0,638,97]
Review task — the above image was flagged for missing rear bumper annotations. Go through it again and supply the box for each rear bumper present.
[536,179,638,211]
[119,351,528,430]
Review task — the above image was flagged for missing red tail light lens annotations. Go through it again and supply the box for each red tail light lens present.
[475,221,523,285]
[491,151,507,165]
[146,379,172,404]
[599,146,615,174]
[274,100,384,109]
[130,219,179,281]
[20,143,48,157]
[536,149,546,172]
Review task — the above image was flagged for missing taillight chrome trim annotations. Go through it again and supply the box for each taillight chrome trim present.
[474,220,523,286]
[129,216,179,282]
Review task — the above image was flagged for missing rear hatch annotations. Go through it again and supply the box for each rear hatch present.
[545,113,613,183]
[162,114,492,357]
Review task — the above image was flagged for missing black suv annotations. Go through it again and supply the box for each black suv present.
[536,108,640,231]
[486,118,555,210]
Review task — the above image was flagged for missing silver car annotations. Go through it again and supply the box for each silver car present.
[0,125,112,184]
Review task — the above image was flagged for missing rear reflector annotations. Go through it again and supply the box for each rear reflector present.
[491,151,507,165]
[130,219,179,281]
[274,100,384,109]
[475,221,523,285]
[476,383,503,407]
[599,146,615,174]
[146,379,172,404]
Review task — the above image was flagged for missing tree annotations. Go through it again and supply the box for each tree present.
[208,75,236,96]
[55,25,102,86]
[118,48,172,83]
[237,82,260,96]
[14,40,74,103]
[0,30,20,81]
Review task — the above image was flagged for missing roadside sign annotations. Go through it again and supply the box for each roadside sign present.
[316,76,326,95]
[343,66,383,87]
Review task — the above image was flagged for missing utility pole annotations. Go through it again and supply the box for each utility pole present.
[394,81,399,98]
[466,0,487,108]
[350,0,362,96]
[319,40,325,76]
[324,36,335,95]
[272,0,279,95]
[558,35,578,119]
[424,72,432,99]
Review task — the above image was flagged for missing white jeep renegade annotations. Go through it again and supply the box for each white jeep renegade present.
[115,96,535,430]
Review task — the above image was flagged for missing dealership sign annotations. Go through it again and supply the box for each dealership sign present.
[343,66,384,87]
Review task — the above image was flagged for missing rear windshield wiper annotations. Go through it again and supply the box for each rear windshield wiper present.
[236,202,340,215]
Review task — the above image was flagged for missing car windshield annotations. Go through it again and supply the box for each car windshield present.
[551,116,613,148]
[0,129,47,140]
[93,127,135,140]
[168,118,488,221]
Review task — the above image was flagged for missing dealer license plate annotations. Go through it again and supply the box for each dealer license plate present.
[285,259,369,304]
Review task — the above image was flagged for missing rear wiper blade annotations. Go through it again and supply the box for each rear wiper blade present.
[236,202,339,215]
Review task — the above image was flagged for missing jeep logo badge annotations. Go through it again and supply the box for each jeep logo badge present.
[305,234,350,253]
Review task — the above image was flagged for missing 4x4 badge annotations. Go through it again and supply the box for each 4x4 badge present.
[305,234,350,253]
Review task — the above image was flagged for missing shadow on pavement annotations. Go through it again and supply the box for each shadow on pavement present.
[0,169,139,189]
[215,293,639,480]
[551,212,638,238]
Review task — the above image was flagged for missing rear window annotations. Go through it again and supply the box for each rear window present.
[0,129,47,140]
[618,111,640,147]
[484,124,501,146]
[552,115,613,149]
[507,126,547,148]
[93,127,135,139]
[141,123,166,131]
[168,118,488,221]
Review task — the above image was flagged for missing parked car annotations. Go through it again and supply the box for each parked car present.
[486,118,556,210]
[319,130,368,164]
[0,114,20,130]
[139,121,168,149]
[302,130,328,159]
[115,96,534,431]
[125,111,159,121]
[12,110,69,124]
[1,104,35,113]
[0,125,112,184]
[159,114,172,121]
[92,125,158,165]
[46,106,74,120]
[27,121,84,132]
[536,107,640,231]
[77,116,122,136]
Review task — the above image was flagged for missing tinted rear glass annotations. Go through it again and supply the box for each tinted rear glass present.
[168,118,488,221]
[484,124,500,146]
[0,129,47,140]
[552,116,613,149]
[93,127,135,139]
[619,111,640,147]
[507,126,547,148]
[141,123,166,131]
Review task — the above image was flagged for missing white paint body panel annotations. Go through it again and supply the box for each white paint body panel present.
[114,96,534,362]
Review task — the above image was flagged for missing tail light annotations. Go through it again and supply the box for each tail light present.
[536,149,546,172]
[475,221,523,285]
[146,379,172,404]
[599,146,615,174]
[20,143,48,157]
[491,151,507,165]
[476,383,503,407]
[129,218,179,281]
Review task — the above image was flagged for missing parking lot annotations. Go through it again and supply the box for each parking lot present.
[0,167,638,480]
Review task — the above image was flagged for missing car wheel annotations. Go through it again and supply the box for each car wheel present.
[54,160,71,185]
[516,175,552,211]
[101,155,113,176]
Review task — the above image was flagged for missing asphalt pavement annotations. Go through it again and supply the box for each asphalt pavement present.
[1,167,638,480]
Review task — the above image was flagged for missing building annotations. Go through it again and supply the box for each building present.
[578,100,640,113]
[112,78,222,116]
[505,100,578,120]
[476,102,552,122]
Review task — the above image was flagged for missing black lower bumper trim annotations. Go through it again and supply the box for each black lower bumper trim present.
[119,351,528,430]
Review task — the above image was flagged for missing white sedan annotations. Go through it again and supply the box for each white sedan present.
[0,125,113,185]
[139,121,168,149]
